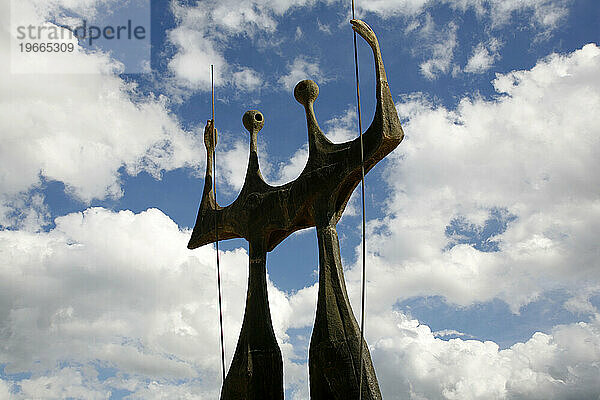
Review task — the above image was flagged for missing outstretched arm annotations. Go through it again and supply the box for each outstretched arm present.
[351,19,387,84]
[324,20,404,224]
[350,19,403,164]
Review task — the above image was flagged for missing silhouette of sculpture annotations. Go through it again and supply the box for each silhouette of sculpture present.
[188,19,403,399]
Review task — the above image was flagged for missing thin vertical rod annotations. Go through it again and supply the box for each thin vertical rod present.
[212,64,227,383]
[351,2,368,399]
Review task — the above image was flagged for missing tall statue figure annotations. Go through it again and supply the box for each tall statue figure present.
[188,20,403,399]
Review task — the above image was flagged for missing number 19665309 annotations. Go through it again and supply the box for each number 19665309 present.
[19,42,74,53]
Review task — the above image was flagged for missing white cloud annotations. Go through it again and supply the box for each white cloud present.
[464,38,502,73]
[345,43,600,313]
[371,311,600,399]
[167,0,308,91]
[324,105,357,143]
[166,0,571,33]
[432,328,472,338]
[1,0,204,226]
[317,19,331,34]
[2,194,51,232]
[487,0,570,31]
[358,0,570,31]
[44,0,122,19]
[217,139,251,192]
[564,288,600,315]
[0,207,315,397]
[419,22,458,80]
[3,207,596,399]
[232,67,263,91]
[1,199,599,399]
[16,367,110,400]
[1,209,237,379]
[167,0,572,89]
[0,379,11,400]
[112,379,208,399]
[168,0,323,40]
[278,56,325,92]
[357,0,431,18]
[167,16,228,92]
[272,145,309,185]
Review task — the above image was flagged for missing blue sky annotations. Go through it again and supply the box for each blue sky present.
[1,0,600,398]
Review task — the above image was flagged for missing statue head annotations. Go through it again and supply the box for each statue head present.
[294,79,319,107]
[243,110,264,133]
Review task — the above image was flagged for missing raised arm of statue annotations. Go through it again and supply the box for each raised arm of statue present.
[294,19,404,225]
[200,119,218,211]
[349,18,403,174]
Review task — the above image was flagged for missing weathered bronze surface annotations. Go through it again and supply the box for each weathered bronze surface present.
[188,19,403,399]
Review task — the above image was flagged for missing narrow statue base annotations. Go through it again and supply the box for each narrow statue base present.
[221,242,284,400]
[221,346,283,400]
[309,223,382,400]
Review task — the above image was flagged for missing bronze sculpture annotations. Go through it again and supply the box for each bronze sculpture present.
[188,19,403,399]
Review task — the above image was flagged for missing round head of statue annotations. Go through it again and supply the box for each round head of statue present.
[242,110,264,133]
[294,79,319,106]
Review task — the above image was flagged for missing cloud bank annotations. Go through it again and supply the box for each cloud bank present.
[344,43,600,314]
[1,0,203,228]
[1,207,598,399]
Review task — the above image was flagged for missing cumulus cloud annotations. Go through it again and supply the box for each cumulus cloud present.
[272,145,309,185]
[0,207,314,398]
[2,207,598,399]
[371,311,600,399]
[232,68,263,91]
[44,0,122,19]
[487,0,570,31]
[217,139,251,192]
[167,0,572,89]
[464,38,502,74]
[358,0,570,31]
[278,56,325,92]
[1,0,203,227]
[323,105,357,143]
[564,288,600,315]
[14,367,110,400]
[167,0,571,34]
[419,21,458,80]
[0,380,11,400]
[165,0,575,90]
[167,0,295,91]
[360,1,569,80]
[342,43,600,314]
[167,15,228,92]
[432,328,472,338]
